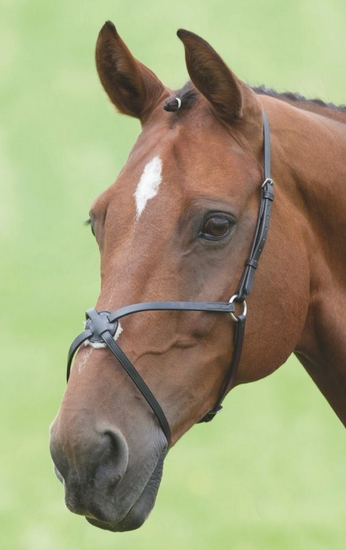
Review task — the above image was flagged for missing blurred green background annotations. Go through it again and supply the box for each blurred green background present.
[1,0,346,549]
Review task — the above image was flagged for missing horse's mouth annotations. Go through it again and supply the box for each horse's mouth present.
[53,438,166,532]
[85,450,165,532]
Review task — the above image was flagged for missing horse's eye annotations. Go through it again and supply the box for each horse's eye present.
[201,215,232,239]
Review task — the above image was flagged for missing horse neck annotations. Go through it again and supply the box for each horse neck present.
[267,96,346,426]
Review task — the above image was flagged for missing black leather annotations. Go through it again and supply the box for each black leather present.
[102,331,172,447]
[108,300,236,323]
[65,110,274,449]
[236,177,274,300]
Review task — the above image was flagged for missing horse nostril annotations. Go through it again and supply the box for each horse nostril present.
[94,429,129,489]
[50,426,129,492]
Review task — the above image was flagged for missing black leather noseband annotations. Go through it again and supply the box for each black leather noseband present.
[66,111,274,449]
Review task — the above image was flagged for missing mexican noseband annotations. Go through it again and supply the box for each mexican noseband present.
[66,111,274,449]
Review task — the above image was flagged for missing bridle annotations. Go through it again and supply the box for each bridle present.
[66,111,274,449]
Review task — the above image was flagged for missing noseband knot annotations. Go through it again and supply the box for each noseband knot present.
[85,309,117,343]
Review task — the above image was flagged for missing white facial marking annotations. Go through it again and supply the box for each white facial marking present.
[134,156,162,220]
[84,322,123,349]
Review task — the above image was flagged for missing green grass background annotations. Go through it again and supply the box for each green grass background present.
[1,0,346,549]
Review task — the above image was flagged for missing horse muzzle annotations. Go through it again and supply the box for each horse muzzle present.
[50,421,165,531]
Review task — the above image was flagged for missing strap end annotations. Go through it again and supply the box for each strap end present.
[198,405,223,424]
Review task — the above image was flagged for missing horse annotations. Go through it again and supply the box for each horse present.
[49,22,346,532]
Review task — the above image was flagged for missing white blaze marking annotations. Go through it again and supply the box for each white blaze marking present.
[84,322,123,349]
[134,156,162,219]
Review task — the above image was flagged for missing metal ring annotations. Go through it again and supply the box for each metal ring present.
[229,294,247,322]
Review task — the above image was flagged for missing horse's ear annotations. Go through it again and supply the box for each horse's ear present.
[177,29,259,123]
[96,22,165,120]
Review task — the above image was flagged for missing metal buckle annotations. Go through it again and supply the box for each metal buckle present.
[262,177,274,188]
[228,294,247,322]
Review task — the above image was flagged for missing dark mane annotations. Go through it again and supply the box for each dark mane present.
[171,82,346,123]
[253,85,346,114]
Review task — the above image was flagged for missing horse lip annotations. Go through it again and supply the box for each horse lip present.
[86,447,166,532]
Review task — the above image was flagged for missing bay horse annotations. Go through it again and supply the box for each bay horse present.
[50,22,346,532]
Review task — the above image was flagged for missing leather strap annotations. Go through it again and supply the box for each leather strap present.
[236,178,274,300]
[199,311,246,422]
[108,300,235,323]
[236,111,274,301]
[102,331,172,447]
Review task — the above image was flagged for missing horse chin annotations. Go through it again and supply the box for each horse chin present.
[86,450,165,532]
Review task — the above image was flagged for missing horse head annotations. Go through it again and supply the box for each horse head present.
[50,23,310,532]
